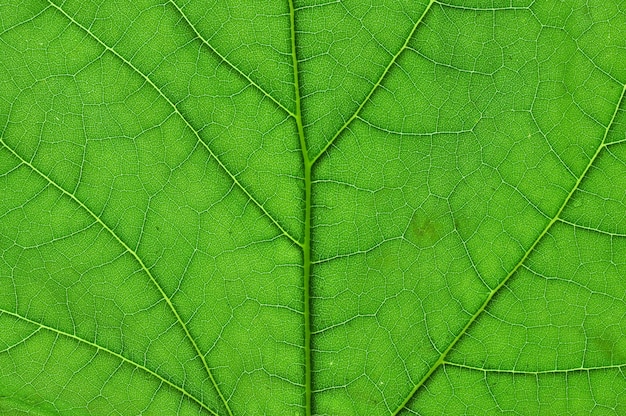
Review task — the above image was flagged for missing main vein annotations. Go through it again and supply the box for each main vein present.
[288,1,313,414]
[290,1,438,413]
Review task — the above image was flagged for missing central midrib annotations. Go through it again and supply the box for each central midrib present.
[288,2,439,414]
[288,1,313,415]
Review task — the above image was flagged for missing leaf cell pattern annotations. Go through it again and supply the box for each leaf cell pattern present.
[1,0,625,415]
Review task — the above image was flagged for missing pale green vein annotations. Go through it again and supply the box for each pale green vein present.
[0,326,40,354]
[405,45,497,76]
[391,84,626,415]
[434,0,533,11]
[0,309,217,416]
[0,139,230,416]
[607,136,626,147]
[444,361,626,375]
[310,236,405,266]
[46,0,302,249]
[557,217,626,238]
[288,0,313,414]
[0,4,51,37]
[309,0,436,165]
[356,114,477,136]
[167,0,296,119]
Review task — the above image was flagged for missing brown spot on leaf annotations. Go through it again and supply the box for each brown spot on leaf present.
[407,209,446,248]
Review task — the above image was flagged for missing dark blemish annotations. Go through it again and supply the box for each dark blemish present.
[592,333,625,362]
[408,210,444,248]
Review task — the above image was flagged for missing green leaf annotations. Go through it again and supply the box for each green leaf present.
[1,0,625,414]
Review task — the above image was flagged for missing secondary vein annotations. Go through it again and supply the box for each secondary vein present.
[309,0,436,165]
[391,81,626,416]
[0,308,218,416]
[0,140,226,416]
[168,0,296,119]
[46,0,302,250]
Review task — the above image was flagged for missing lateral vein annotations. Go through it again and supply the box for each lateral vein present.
[46,0,303,250]
[391,83,626,416]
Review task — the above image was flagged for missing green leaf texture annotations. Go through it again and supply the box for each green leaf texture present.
[1,0,625,414]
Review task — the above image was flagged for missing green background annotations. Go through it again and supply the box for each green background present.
[1,0,625,414]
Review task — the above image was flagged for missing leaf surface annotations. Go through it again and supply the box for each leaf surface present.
[1,0,625,415]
